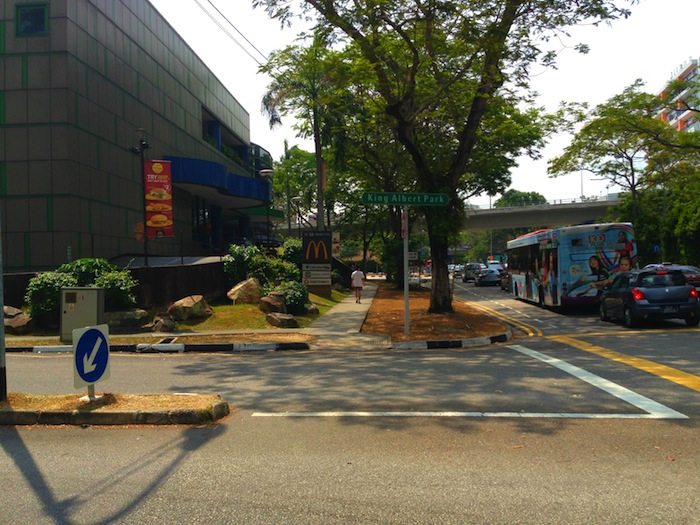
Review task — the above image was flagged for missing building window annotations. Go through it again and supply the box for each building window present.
[16,4,49,37]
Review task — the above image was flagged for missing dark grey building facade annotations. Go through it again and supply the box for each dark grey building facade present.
[1,0,273,272]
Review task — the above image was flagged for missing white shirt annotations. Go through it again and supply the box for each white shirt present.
[351,270,365,288]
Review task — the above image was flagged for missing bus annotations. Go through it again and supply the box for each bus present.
[505,223,637,307]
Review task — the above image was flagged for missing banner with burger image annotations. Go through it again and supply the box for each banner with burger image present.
[144,160,174,239]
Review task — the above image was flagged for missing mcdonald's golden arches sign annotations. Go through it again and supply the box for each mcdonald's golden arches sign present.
[302,231,332,263]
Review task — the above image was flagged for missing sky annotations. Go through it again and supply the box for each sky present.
[149,0,700,208]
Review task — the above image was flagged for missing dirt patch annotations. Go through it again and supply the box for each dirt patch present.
[362,281,507,342]
[0,392,224,412]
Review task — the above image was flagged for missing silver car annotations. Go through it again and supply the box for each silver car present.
[463,262,486,282]
[474,268,502,287]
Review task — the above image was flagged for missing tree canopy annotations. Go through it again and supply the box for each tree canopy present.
[254,0,638,312]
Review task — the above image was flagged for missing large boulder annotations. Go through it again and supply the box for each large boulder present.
[266,312,299,328]
[305,303,320,315]
[151,314,176,333]
[4,305,35,335]
[167,295,212,321]
[105,308,150,330]
[259,292,286,314]
[227,278,262,304]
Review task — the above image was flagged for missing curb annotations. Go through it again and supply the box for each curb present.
[7,330,510,354]
[6,342,311,353]
[392,327,512,350]
[0,400,230,426]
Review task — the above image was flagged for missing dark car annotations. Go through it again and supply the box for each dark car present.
[475,268,501,287]
[643,263,700,290]
[599,269,700,328]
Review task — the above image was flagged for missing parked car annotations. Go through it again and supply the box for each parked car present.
[463,262,487,282]
[599,269,700,328]
[475,268,502,287]
[642,263,700,289]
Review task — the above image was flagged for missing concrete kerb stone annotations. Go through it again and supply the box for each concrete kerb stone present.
[0,400,231,426]
[392,326,512,351]
[6,328,511,354]
[6,342,311,354]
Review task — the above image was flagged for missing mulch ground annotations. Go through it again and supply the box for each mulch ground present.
[362,282,507,342]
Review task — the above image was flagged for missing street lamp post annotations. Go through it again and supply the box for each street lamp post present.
[129,129,150,267]
[259,169,274,249]
[291,196,302,238]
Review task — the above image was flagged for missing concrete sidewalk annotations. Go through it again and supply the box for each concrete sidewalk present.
[305,283,393,351]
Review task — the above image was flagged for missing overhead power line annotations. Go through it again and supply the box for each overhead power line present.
[192,0,269,67]
[207,0,270,63]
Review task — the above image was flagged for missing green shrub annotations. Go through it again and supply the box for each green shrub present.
[58,258,117,286]
[94,271,138,311]
[223,244,261,285]
[331,269,344,286]
[249,255,300,293]
[24,258,139,317]
[275,281,309,315]
[282,237,303,267]
[24,272,78,318]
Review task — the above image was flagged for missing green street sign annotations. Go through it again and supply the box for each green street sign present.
[361,192,449,206]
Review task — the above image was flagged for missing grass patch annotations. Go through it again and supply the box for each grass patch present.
[5,288,350,346]
[176,303,269,331]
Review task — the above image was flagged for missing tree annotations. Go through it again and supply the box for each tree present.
[254,0,635,313]
[548,81,679,223]
[494,189,547,208]
[271,143,317,235]
[260,33,336,231]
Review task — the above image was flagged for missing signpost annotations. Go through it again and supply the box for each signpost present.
[361,192,448,336]
[302,231,333,295]
[73,325,111,401]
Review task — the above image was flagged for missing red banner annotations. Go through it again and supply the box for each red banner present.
[144,160,174,239]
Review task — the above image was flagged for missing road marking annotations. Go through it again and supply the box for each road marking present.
[510,345,686,419]
[252,346,687,420]
[252,411,683,419]
[549,335,700,393]
[464,300,543,337]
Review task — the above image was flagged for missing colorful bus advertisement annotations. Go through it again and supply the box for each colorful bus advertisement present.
[506,223,637,307]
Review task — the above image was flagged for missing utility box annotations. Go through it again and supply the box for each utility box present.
[60,287,105,343]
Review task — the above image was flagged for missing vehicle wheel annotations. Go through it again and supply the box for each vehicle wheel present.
[623,306,638,328]
[686,315,700,327]
[599,301,610,322]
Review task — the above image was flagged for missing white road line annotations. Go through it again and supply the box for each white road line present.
[252,411,684,419]
[508,345,687,419]
[251,346,688,420]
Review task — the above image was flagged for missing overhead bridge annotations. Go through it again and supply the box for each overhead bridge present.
[464,196,620,231]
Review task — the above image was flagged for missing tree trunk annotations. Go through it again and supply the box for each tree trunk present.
[427,229,453,314]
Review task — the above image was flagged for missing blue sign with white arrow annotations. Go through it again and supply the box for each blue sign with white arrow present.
[73,325,110,388]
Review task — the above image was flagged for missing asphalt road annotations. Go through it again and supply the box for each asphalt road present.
[2,285,700,524]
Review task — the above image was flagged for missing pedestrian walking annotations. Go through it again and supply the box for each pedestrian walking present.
[351,266,366,303]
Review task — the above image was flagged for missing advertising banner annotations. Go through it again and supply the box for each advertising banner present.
[144,160,174,239]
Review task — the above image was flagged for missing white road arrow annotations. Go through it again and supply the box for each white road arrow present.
[82,338,101,374]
